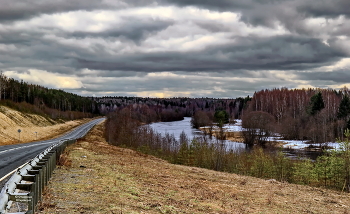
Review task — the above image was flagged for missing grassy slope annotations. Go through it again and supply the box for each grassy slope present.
[0,105,93,146]
[39,122,350,214]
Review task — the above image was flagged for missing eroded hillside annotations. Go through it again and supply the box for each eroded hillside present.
[0,105,92,145]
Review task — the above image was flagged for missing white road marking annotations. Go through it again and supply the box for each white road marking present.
[0,141,55,155]
[0,162,28,182]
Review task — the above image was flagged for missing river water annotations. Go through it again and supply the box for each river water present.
[149,117,246,151]
[149,117,327,159]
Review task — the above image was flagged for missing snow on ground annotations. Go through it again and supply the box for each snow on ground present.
[202,119,244,132]
[154,118,342,151]
[223,119,243,132]
[222,119,341,150]
[266,137,341,150]
[266,137,311,149]
[326,142,341,150]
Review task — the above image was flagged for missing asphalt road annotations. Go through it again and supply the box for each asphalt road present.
[0,118,105,182]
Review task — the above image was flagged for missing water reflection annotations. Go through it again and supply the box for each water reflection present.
[149,117,246,151]
[149,117,322,160]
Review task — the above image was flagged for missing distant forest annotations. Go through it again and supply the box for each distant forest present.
[243,88,350,145]
[6,71,350,146]
[0,72,251,122]
[92,96,250,122]
[101,87,350,146]
[0,72,98,120]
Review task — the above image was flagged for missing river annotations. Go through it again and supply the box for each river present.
[149,117,331,159]
[149,117,246,151]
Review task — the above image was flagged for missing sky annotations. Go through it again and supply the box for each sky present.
[0,0,350,98]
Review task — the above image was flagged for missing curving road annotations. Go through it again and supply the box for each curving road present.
[0,118,105,182]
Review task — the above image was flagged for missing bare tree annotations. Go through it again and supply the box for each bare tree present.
[191,110,212,129]
[242,111,275,146]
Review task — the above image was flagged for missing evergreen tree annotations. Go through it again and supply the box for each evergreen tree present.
[308,92,325,116]
[214,110,229,126]
[338,95,350,119]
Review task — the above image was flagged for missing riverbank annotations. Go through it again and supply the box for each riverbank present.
[200,119,340,150]
[38,122,350,213]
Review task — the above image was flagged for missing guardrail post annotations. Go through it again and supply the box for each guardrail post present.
[33,167,44,209]
[52,151,57,173]
[15,183,35,213]
[0,118,104,213]
[27,191,35,214]
[27,170,39,211]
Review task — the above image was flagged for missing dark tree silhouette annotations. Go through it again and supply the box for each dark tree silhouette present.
[308,92,325,116]
[338,95,350,119]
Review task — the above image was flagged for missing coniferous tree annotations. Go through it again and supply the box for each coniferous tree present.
[308,92,325,116]
[214,110,229,126]
[338,95,350,119]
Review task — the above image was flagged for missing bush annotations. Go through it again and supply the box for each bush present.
[191,111,212,129]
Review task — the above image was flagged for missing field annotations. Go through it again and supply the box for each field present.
[38,122,350,214]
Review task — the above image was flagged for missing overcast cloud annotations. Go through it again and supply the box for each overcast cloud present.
[1,0,349,98]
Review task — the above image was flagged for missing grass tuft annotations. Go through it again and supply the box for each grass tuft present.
[57,151,72,167]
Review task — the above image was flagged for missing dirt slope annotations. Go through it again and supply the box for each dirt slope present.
[38,122,350,214]
[0,105,92,145]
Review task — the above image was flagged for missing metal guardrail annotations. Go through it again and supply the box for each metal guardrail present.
[0,139,76,214]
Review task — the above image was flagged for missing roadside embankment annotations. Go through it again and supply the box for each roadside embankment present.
[0,105,93,146]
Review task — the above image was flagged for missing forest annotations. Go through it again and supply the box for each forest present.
[0,72,98,120]
[242,88,350,146]
[91,96,250,125]
[92,96,250,120]
[102,87,350,147]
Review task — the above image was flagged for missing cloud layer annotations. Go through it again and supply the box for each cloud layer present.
[1,0,349,98]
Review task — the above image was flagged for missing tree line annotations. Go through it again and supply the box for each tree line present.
[0,72,98,120]
[242,87,350,146]
[92,96,250,119]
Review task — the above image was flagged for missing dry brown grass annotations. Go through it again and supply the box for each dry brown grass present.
[38,122,350,214]
[0,105,95,146]
[37,187,57,211]
[57,151,72,167]
[200,128,285,147]
[200,127,244,143]
[225,131,244,142]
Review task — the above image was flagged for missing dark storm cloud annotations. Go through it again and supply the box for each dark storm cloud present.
[0,0,118,22]
[161,0,291,27]
[0,0,177,23]
[194,21,231,33]
[69,70,299,98]
[162,0,252,11]
[297,70,350,84]
[1,0,349,97]
[74,35,346,72]
[70,18,174,43]
[297,0,350,18]
[0,29,34,45]
[162,0,350,32]
[162,0,350,18]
